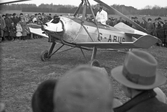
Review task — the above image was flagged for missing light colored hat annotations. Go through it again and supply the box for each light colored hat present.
[111,49,166,90]
[54,65,113,112]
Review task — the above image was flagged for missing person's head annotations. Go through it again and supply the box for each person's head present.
[164,20,167,24]
[13,13,16,17]
[158,17,162,21]
[148,18,152,22]
[5,13,9,18]
[21,17,25,22]
[2,15,5,19]
[111,49,166,98]
[54,65,113,112]
[97,4,103,12]
[154,18,158,22]
[31,79,57,112]
[52,14,60,24]
[20,13,23,18]
[119,17,123,22]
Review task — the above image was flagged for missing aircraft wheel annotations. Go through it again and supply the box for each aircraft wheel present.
[90,59,100,67]
[41,50,50,61]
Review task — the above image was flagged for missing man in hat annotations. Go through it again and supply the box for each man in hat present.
[111,49,167,112]
[54,65,114,112]
[163,20,167,47]
[95,4,108,25]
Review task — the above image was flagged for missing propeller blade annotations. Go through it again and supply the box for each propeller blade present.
[0,0,30,5]
[94,0,148,33]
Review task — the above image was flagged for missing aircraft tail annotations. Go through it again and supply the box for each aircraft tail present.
[114,22,147,37]
[133,35,159,48]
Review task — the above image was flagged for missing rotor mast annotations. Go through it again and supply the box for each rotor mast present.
[74,0,97,21]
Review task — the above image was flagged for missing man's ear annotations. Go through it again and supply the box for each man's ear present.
[127,87,133,98]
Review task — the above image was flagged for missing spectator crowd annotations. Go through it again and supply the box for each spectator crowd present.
[106,16,167,47]
[0,12,53,42]
[0,12,167,46]
[0,12,167,47]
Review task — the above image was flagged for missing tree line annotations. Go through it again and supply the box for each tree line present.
[2,3,167,16]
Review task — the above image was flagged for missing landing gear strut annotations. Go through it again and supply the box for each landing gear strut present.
[41,41,74,61]
[41,42,56,61]
[90,47,100,66]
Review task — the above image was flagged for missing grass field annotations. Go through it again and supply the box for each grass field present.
[0,38,167,112]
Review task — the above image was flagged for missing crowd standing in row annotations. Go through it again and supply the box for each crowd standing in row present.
[1,10,167,46]
[0,12,53,42]
[105,16,167,47]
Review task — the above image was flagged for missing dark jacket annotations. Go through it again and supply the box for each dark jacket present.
[163,23,167,36]
[114,90,167,112]
[12,16,20,26]
[0,17,6,30]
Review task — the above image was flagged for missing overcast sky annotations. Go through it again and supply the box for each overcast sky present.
[2,0,167,9]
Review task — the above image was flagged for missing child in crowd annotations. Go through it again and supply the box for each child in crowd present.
[16,22,22,40]
[9,22,16,40]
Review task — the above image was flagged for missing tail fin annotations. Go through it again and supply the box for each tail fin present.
[114,22,134,34]
[133,35,159,48]
[114,22,147,37]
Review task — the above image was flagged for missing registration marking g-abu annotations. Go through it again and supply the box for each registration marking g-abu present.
[98,32,126,42]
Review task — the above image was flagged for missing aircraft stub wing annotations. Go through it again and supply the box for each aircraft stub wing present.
[94,0,148,33]
[76,35,159,49]
[76,42,138,49]
[29,27,49,38]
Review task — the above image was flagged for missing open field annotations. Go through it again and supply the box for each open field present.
[0,38,167,112]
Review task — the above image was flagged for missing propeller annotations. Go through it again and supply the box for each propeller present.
[94,0,148,33]
[0,0,30,5]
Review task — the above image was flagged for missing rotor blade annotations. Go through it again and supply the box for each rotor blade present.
[94,0,148,33]
[0,0,30,5]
